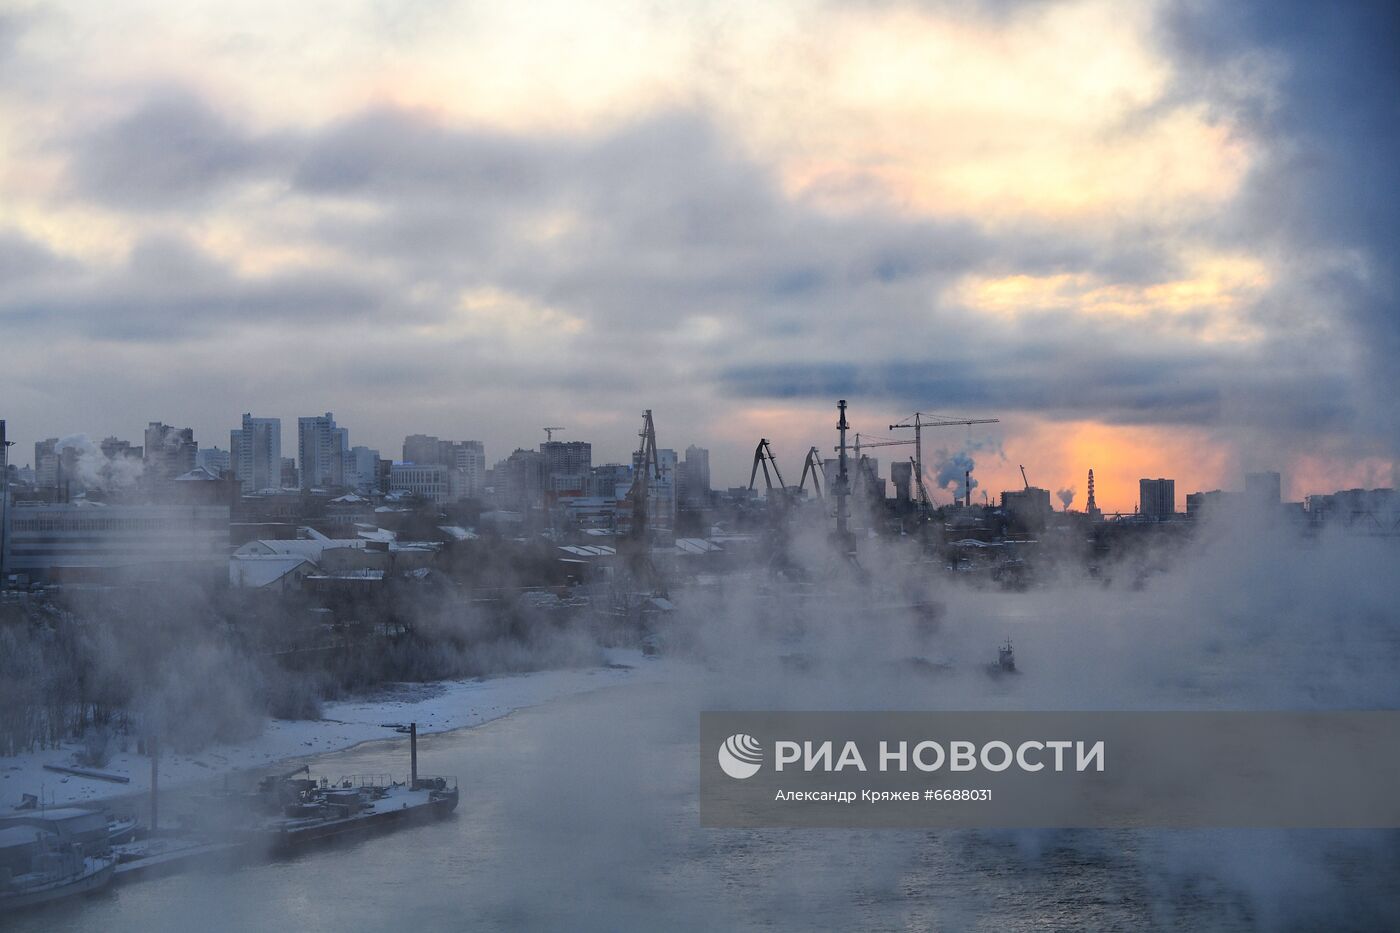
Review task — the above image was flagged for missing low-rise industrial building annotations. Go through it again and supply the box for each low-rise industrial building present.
[5,503,229,583]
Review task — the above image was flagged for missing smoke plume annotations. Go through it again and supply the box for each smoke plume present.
[56,433,144,492]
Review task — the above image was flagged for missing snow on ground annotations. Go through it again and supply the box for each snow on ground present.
[1,650,664,813]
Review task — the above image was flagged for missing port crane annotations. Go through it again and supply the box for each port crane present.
[798,447,824,499]
[620,410,662,586]
[748,438,789,499]
[625,411,659,543]
[888,413,1000,512]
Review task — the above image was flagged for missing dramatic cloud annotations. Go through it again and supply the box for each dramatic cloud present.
[66,90,285,210]
[1155,0,1400,448]
[0,0,1392,504]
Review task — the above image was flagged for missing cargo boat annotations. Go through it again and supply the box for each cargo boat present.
[253,771,459,851]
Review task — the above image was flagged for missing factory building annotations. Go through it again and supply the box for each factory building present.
[5,503,229,583]
[1000,487,1052,531]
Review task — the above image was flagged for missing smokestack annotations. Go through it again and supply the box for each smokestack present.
[964,469,971,508]
[410,721,418,789]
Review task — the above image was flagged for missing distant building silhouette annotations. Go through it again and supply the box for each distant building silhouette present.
[1245,471,1282,506]
[143,422,197,484]
[1139,478,1175,520]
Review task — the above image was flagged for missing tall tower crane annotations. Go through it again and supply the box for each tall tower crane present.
[831,433,915,459]
[542,426,565,442]
[888,413,1000,512]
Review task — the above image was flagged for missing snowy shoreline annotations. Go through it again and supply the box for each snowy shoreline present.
[1,650,661,813]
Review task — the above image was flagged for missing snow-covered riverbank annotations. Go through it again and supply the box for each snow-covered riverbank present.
[1,651,662,813]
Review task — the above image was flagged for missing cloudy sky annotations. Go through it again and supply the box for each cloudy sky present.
[0,0,1395,510]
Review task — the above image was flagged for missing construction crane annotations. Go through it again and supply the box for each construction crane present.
[542,426,565,441]
[798,447,824,499]
[748,439,788,499]
[888,413,1000,512]
[831,433,914,457]
[1020,465,1030,490]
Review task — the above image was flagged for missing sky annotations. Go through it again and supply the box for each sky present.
[0,0,1395,512]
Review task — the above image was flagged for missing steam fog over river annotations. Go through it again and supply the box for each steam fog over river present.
[8,526,1400,930]
[9,680,1400,932]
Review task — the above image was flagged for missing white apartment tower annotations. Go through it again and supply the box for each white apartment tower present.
[230,414,281,492]
[298,412,348,489]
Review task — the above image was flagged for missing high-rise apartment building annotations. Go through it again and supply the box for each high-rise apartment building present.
[230,414,281,492]
[298,412,347,489]
[1139,478,1176,520]
[143,422,197,483]
[34,438,59,490]
[679,445,711,507]
[402,435,485,499]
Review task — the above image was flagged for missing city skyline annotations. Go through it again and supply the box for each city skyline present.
[0,403,1353,514]
[1,1,1395,514]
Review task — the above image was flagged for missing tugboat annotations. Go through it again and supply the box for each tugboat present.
[985,639,1018,677]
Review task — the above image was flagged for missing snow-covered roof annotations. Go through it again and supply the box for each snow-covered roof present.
[357,527,397,543]
[175,467,220,482]
[229,555,314,588]
[330,493,367,503]
[234,539,368,561]
[437,525,476,541]
[674,538,722,555]
[559,545,616,558]
[389,541,439,552]
[306,569,385,581]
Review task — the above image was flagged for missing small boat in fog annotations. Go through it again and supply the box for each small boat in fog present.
[985,639,1018,677]
[0,823,117,911]
[106,813,139,846]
